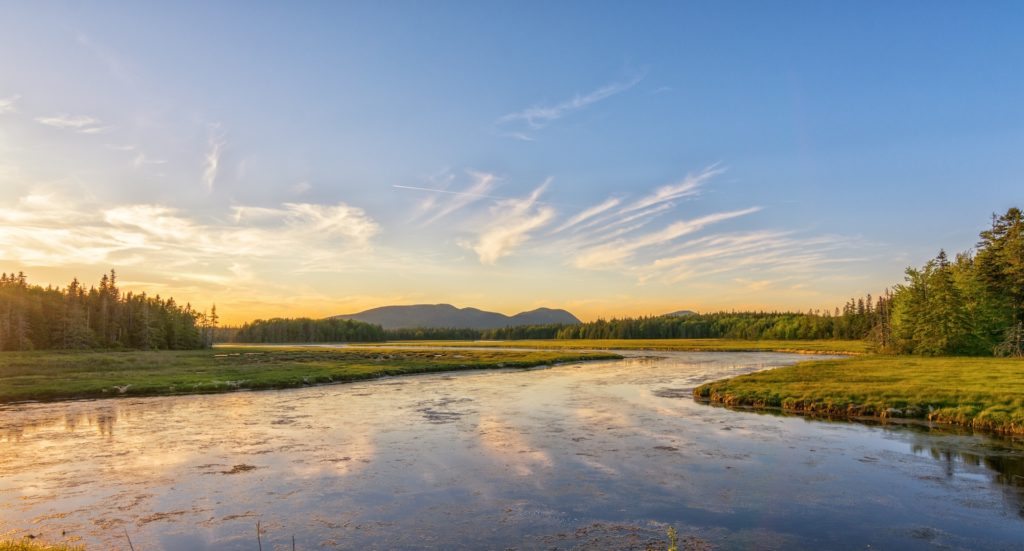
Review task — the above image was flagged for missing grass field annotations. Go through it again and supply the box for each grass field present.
[372,338,870,355]
[0,347,618,404]
[694,355,1024,434]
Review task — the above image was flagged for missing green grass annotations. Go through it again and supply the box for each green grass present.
[0,347,619,404]
[694,355,1024,434]
[0,540,84,551]
[372,338,869,355]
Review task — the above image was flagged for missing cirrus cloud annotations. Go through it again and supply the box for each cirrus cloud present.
[0,194,380,271]
[468,181,556,265]
[35,114,109,134]
[0,95,20,114]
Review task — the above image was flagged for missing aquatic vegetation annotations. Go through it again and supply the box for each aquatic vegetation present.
[0,540,84,551]
[695,355,1024,434]
[666,526,679,551]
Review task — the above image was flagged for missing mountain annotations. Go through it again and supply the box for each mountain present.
[508,307,580,326]
[663,310,697,317]
[333,304,581,330]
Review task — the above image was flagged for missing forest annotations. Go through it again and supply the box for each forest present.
[0,270,213,351]
[229,317,386,343]
[881,207,1024,356]
[222,302,883,344]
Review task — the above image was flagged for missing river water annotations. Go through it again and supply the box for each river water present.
[1,351,1023,550]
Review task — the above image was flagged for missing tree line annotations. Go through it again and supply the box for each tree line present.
[220,306,885,344]
[227,317,386,343]
[880,207,1023,356]
[354,307,884,342]
[0,270,214,351]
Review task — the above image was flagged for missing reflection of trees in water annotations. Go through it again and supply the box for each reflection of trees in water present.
[910,443,1024,487]
[4,400,180,441]
[94,409,117,437]
[911,436,1024,517]
[3,408,120,439]
[62,410,115,435]
[60,408,118,437]
[2,426,24,442]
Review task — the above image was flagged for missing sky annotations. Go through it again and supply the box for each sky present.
[0,1,1021,324]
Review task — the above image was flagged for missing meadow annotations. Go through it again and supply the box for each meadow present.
[0,346,618,403]
[694,355,1024,434]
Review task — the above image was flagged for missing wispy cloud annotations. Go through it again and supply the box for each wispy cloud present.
[103,144,166,169]
[387,164,869,299]
[202,124,226,192]
[400,170,500,225]
[105,144,137,152]
[469,181,556,265]
[550,165,723,243]
[133,152,167,168]
[504,132,535,142]
[35,114,109,134]
[497,73,644,132]
[550,197,621,234]
[620,165,723,213]
[580,202,674,237]
[636,231,863,287]
[0,95,20,114]
[651,231,794,270]
[0,194,380,270]
[572,207,762,269]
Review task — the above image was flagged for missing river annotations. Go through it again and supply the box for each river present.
[1,351,1022,550]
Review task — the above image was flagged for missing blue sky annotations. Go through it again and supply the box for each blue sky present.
[0,1,1021,321]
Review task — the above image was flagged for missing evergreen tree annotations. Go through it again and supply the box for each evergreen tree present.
[0,271,208,351]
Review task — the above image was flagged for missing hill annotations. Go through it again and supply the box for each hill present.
[334,304,581,330]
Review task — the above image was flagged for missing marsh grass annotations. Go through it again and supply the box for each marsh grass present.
[694,355,1024,434]
[0,347,618,403]
[0,540,84,551]
[374,338,869,355]
[666,526,679,551]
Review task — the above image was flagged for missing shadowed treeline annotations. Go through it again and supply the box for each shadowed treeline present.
[0,270,212,351]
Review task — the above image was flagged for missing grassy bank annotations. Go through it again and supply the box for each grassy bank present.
[694,355,1024,434]
[0,347,618,404]
[373,338,869,355]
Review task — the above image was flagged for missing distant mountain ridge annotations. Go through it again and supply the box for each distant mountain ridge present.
[333,304,581,330]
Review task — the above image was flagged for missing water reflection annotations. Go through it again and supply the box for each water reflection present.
[711,399,1024,494]
[909,437,1024,518]
[1,350,1023,550]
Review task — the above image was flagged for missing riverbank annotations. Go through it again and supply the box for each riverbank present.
[0,347,618,404]
[694,355,1024,435]
[370,338,869,355]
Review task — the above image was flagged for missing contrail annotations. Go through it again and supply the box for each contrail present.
[393,182,588,209]
[392,184,509,201]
